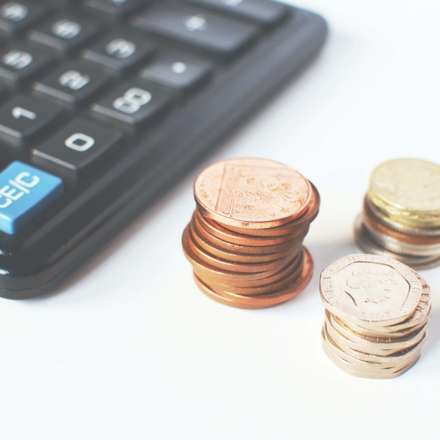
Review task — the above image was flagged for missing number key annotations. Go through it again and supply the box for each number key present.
[92,80,173,128]
[0,42,55,85]
[83,30,155,73]
[34,61,111,106]
[29,14,102,53]
[0,1,49,34]
[0,95,64,146]
[32,118,123,182]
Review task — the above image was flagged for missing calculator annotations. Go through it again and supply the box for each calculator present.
[0,0,327,299]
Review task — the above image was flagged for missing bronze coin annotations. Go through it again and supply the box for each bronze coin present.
[194,252,304,288]
[193,248,314,308]
[184,226,294,273]
[215,184,320,238]
[189,218,295,263]
[182,228,293,281]
[193,212,301,254]
[211,255,305,297]
[194,158,313,229]
[195,209,297,246]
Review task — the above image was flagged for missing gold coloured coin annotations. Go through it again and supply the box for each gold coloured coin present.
[368,158,440,229]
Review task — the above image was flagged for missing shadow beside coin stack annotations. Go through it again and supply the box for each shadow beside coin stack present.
[182,158,320,309]
[355,158,440,269]
[320,255,431,379]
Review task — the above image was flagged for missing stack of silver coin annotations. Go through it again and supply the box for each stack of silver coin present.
[320,254,431,379]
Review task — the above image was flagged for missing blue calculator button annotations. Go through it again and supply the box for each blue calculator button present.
[0,161,63,235]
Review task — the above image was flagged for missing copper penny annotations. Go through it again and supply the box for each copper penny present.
[194,252,304,288]
[184,226,294,273]
[195,210,297,246]
[190,218,297,263]
[194,158,312,229]
[211,256,305,297]
[194,248,314,308]
[219,184,320,237]
[193,212,301,254]
[182,228,295,282]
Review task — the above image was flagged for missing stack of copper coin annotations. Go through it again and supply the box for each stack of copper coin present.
[182,158,320,308]
[355,158,440,268]
[320,254,431,379]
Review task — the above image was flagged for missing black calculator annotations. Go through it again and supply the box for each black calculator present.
[0,0,327,299]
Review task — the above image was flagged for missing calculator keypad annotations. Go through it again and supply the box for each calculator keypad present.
[0,0,289,242]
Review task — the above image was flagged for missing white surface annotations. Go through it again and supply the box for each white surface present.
[1,1,439,439]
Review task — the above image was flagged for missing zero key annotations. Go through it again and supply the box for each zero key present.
[32,118,123,183]
[0,161,63,235]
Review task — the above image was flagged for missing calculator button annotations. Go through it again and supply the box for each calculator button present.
[189,0,288,26]
[140,52,211,92]
[29,14,102,53]
[133,4,258,56]
[0,1,48,34]
[0,95,63,146]
[0,82,7,98]
[32,118,123,182]
[0,161,63,235]
[92,80,173,127]
[84,0,146,17]
[34,61,111,106]
[82,30,155,73]
[0,42,55,85]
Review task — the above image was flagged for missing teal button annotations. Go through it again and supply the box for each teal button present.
[0,161,63,235]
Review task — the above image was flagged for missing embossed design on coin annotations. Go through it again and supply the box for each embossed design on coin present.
[194,158,311,228]
[369,158,440,214]
[320,254,423,324]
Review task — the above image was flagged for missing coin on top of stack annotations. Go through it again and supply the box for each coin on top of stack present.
[355,158,440,268]
[182,158,320,309]
[320,254,431,379]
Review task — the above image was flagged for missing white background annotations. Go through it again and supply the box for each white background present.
[1,1,439,439]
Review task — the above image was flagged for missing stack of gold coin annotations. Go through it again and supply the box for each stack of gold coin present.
[182,158,320,308]
[320,254,431,379]
[355,158,440,268]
